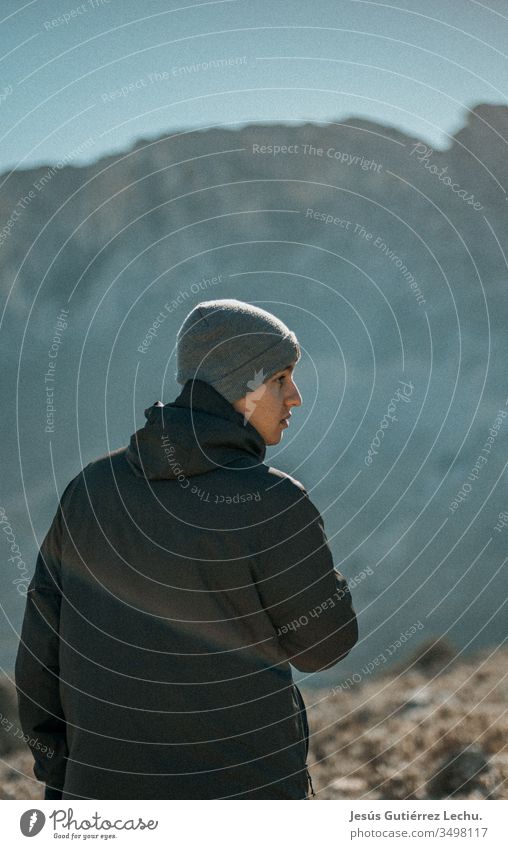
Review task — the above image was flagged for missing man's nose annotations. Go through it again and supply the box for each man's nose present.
[287,382,302,407]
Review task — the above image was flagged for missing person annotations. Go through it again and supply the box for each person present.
[15,298,358,800]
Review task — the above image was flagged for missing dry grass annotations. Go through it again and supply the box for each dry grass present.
[2,641,506,800]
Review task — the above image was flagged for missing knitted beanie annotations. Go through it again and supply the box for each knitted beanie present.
[175,298,301,403]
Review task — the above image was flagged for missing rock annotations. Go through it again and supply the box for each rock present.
[330,776,366,793]
[427,746,490,798]
[394,686,433,715]
[405,639,457,675]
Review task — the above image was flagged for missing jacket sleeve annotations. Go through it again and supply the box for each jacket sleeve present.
[14,485,72,795]
[254,483,358,673]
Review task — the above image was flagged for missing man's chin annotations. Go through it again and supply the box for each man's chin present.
[265,432,282,446]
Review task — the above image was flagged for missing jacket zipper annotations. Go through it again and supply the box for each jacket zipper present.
[306,767,316,798]
[293,683,315,798]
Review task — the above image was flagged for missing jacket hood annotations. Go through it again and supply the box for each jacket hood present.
[125,379,267,480]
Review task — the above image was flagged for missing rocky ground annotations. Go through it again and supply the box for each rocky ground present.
[306,640,507,799]
[1,640,506,800]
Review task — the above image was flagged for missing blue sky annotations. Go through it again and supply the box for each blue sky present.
[1,0,507,172]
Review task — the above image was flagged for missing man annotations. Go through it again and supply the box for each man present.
[15,298,358,800]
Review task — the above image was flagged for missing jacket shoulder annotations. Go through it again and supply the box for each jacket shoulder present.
[57,448,126,508]
[261,466,323,522]
[73,447,128,489]
[83,446,126,472]
[266,465,308,496]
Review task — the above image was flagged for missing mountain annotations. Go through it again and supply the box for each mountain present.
[1,105,507,678]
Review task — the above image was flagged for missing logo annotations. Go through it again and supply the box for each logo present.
[20,809,46,837]
[242,368,267,425]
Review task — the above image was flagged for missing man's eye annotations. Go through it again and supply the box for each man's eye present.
[277,375,285,384]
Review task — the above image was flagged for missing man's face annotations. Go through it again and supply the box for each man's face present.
[232,362,302,446]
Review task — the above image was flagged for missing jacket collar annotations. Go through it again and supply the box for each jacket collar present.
[126,379,266,480]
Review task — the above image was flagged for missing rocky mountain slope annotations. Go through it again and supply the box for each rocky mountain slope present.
[1,105,507,678]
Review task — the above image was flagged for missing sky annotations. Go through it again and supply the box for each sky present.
[0,0,507,173]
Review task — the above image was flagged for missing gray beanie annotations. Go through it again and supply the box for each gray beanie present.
[175,298,301,403]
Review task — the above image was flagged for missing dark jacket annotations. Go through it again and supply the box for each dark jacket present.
[15,379,358,800]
